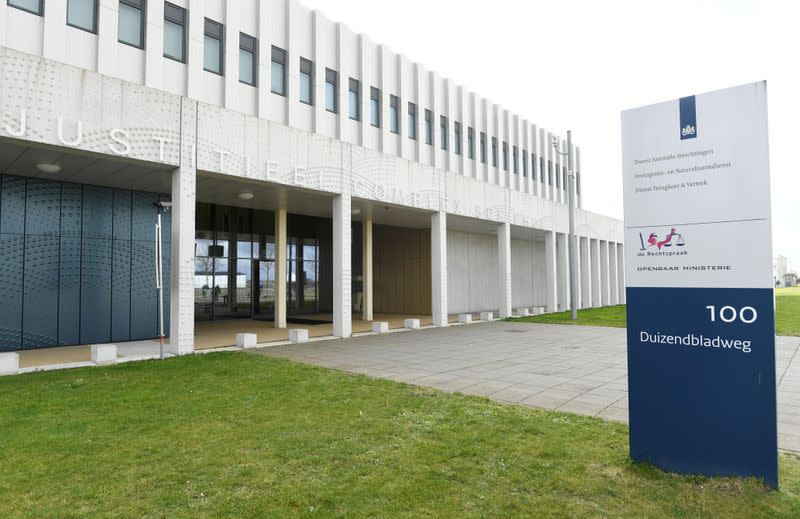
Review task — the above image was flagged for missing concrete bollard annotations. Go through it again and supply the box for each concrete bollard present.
[480,311,495,322]
[371,321,389,333]
[289,329,309,343]
[515,308,530,317]
[235,333,258,349]
[91,344,117,365]
[404,319,420,329]
[458,313,472,324]
[0,352,19,375]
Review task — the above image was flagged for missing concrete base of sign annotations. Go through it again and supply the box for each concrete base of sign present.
[289,329,309,343]
[531,306,546,315]
[235,333,258,349]
[480,312,495,322]
[371,321,389,333]
[515,308,531,317]
[404,319,420,329]
[458,313,472,324]
[0,352,19,375]
[91,344,117,365]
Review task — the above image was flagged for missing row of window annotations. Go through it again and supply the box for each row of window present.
[7,0,579,192]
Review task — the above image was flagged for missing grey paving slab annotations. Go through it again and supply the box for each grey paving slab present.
[251,321,800,452]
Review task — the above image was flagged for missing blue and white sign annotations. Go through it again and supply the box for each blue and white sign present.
[621,82,777,487]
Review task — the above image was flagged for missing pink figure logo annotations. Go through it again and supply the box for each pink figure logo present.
[640,228,685,251]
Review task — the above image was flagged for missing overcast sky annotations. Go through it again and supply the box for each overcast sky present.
[301,0,799,272]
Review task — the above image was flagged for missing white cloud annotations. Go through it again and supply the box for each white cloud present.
[302,0,799,268]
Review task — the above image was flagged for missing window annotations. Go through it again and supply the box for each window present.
[8,0,43,16]
[325,69,338,113]
[556,162,561,188]
[408,103,417,140]
[389,95,400,134]
[577,172,581,196]
[547,160,553,185]
[348,78,360,121]
[480,132,487,164]
[271,46,287,95]
[563,166,568,191]
[67,0,97,33]
[369,87,380,128]
[239,34,257,86]
[440,116,448,151]
[513,146,519,175]
[203,19,224,75]
[540,157,545,184]
[467,127,475,159]
[522,149,528,177]
[502,142,509,172]
[491,137,498,167]
[299,58,313,104]
[424,109,433,145]
[118,0,145,49]
[163,3,187,63]
[454,122,462,156]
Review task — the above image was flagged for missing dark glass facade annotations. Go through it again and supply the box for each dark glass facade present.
[0,175,170,351]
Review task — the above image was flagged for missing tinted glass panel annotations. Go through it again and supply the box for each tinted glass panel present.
[67,0,96,32]
[118,2,143,47]
[8,0,42,15]
[204,34,222,73]
[163,19,185,61]
[240,48,254,84]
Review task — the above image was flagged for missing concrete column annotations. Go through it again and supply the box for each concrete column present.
[545,230,558,312]
[591,238,601,307]
[556,233,569,311]
[274,208,287,328]
[362,218,373,321]
[431,211,448,327]
[168,165,195,355]
[618,244,624,304]
[497,222,512,318]
[144,0,166,90]
[580,236,592,309]
[333,195,352,337]
[574,234,582,310]
[600,240,611,306]
[167,99,197,356]
[609,241,619,305]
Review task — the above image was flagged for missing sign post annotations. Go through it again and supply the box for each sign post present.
[621,82,777,487]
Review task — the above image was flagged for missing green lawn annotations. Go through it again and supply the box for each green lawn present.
[776,287,800,336]
[513,288,799,336]
[1,353,799,517]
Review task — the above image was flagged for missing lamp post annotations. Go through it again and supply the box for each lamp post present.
[552,131,578,321]
[155,201,172,359]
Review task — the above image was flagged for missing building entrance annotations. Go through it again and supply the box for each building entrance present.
[193,203,326,323]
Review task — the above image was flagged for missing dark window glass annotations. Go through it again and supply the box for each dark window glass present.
[577,172,581,196]
[408,102,417,140]
[299,57,313,103]
[348,78,360,121]
[480,132,487,164]
[369,87,380,127]
[522,149,528,177]
[454,122,462,156]
[502,142,509,172]
[8,0,43,16]
[67,0,98,33]
[389,95,400,134]
[325,68,337,113]
[163,2,187,62]
[271,46,287,95]
[492,137,498,167]
[119,0,145,49]
[424,109,432,145]
[540,157,545,184]
[548,160,553,185]
[513,146,519,174]
[203,18,224,75]
[440,116,448,151]
[531,153,537,181]
[467,127,475,159]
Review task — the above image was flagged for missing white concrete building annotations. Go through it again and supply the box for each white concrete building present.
[0,0,624,355]
[774,255,788,287]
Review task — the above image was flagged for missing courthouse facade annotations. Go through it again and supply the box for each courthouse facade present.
[0,0,624,354]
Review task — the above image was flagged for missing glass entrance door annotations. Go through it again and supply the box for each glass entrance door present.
[253,259,275,319]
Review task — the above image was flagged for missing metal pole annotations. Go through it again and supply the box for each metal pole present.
[567,130,578,321]
[156,212,164,360]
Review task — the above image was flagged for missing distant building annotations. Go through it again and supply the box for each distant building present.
[774,255,788,287]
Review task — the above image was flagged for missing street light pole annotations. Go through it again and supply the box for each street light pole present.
[553,131,578,321]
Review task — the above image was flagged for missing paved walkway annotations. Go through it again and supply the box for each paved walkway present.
[254,321,800,452]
